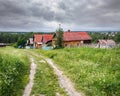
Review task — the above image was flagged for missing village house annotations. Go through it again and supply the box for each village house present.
[0,43,7,47]
[33,34,53,48]
[52,30,92,48]
[97,39,116,48]
[42,34,53,46]
[26,38,34,48]
[33,34,43,48]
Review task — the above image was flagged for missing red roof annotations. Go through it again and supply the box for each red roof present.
[34,34,42,43]
[63,31,92,41]
[43,34,53,43]
[34,34,53,44]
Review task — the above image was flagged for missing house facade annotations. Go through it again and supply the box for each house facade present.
[33,34,43,48]
[97,39,116,48]
[26,38,34,48]
[0,43,7,47]
[33,34,53,48]
[52,30,92,48]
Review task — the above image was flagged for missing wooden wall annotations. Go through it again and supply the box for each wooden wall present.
[63,41,83,48]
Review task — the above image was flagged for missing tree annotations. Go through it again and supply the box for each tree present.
[55,27,64,48]
[115,32,120,43]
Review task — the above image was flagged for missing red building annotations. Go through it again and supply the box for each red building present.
[52,30,92,48]
[33,34,53,48]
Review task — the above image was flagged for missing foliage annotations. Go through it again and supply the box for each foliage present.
[55,28,64,48]
[89,32,120,43]
[39,48,120,96]
[0,47,30,96]
[16,36,26,48]
[114,32,120,43]
[0,32,34,47]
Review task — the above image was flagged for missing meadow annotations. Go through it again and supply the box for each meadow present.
[0,47,30,96]
[0,47,67,96]
[38,47,120,96]
[0,47,119,96]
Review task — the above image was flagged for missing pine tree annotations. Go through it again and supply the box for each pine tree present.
[56,27,63,48]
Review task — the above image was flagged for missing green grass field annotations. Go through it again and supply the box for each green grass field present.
[0,47,68,96]
[0,47,30,96]
[38,47,120,96]
[0,47,119,96]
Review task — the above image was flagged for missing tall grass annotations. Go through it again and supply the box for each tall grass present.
[0,47,30,96]
[39,47,120,96]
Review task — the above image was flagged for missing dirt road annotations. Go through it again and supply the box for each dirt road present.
[23,58,37,96]
[45,58,83,96]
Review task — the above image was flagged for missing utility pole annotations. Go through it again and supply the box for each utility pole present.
[59,24,61,29]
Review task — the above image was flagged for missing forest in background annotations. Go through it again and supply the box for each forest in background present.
[0,32,120,47]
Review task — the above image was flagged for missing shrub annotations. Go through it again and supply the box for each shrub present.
[0,54,28,96]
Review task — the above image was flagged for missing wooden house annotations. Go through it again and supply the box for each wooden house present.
[42,34,53,46]
[52,30,92,48]
[33,34,53,48]
[33,34,43,48]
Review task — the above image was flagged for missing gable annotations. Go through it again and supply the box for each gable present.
[34,34,42,43]
[63,31,92,41]
[43,34,53,43]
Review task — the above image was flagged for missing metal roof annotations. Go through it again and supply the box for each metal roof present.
[63,31,92,41]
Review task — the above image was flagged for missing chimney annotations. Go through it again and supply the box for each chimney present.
[68,29,71,32]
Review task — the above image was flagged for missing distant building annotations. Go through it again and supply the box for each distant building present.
[33,34,53,48]
[97,39,116,48]
[33,34,43,48]
[0,43,7,47]
[42,34,53,46]
[26,38,34,48]
[52,30,92,48]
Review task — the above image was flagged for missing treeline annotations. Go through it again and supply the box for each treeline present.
[0,32,120,47]
[0,32,34,47]
[89,32,120,43]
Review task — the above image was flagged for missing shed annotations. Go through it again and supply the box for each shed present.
[97,39,116,48]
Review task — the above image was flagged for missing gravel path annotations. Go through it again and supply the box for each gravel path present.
[23,58,37,96]
[45,58,83,96]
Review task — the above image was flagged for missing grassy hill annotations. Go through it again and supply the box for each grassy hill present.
[0,47,30,96]
[38,47,120,96]
[0,47,119,96]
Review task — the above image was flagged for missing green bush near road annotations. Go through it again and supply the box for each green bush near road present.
[0,47,30,96]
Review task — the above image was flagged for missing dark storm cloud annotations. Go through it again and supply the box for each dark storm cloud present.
[0,0,120,31]
[58,0,120,28]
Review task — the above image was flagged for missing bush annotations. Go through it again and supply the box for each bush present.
[0,54,28,96]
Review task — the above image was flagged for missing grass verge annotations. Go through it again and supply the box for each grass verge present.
[0,47,30,96]
[37,47,120,96]
[26,50,68,96]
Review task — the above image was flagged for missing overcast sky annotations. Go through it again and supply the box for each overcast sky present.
[0,0,120,32]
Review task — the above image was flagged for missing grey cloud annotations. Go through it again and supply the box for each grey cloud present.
[0,0,120,31]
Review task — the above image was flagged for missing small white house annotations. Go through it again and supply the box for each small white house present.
[26,38,34,48]
[97,39,116,48]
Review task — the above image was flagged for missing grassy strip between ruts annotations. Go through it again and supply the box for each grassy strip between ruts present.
[26,50,68,96]
[0,47,30,96]
[36,47,120,96]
